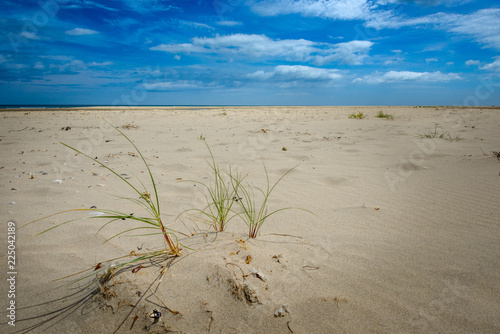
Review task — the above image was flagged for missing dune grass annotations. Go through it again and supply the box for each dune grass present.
[178,139,313,238]
[376,110,394,120]
[231,162,311,238]
[422,124,463,142]
[179,138,243,232]
[22,118,182,286]
[348,112,365,119]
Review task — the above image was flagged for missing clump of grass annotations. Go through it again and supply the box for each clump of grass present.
[422,124,463,142]
[180,138,243,232]
[24,118,182,270]
[180,140,313,238]
[231,163,311,238]
[348,112,365,119]
[376,110,394,120]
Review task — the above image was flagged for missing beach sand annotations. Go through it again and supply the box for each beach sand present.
[1,106,499,333]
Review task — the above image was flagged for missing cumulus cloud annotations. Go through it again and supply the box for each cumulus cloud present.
[249,2,500,51]
[217,20,242,26]
[65,28,99,36]
[88,61,113,67]
[49,59,87,72]
[480,57,500,72]
[385,0,473,6]
[248,65,343,88]
[174,19,214,30]
[40,55,74,61]
[366,8,500,50]
[315,40,374,65]
[20,31,39,40]
[142,81,205,90]
[465,60,480,66]
[249,0,372,21]
[33,62,45,70]
[0,55,7,65]
[248,65,342,82]
[353,70,462,83]
[151,34,373,65]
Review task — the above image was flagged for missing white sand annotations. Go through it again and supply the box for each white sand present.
[1,106,499,333]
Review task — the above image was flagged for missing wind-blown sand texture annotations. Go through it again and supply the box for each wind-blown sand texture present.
[1,106,499,333]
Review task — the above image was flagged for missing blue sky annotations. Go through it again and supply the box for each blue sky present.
[0,0,499,105]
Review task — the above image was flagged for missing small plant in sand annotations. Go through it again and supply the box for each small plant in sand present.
[231,163,309,238]
[376,110,394,120]
[180,140,312,238]
[348,112,365,119]
[492,151,500,160]
[179,138,243,232]
[23,118,182,285]
[422,124,463,142]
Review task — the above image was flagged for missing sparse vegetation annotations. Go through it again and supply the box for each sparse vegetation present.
[376,110,394,120]
[179,139,313,238]
[23,118,183,289]
[421,124,463,142]
[348,112,365,119]
[231,163,301,238]
[179,138,243,232]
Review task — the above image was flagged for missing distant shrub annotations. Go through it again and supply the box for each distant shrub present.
[348,112,365,119]
[376,111,394,120]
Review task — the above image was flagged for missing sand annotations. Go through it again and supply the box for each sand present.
[1,106,499,333]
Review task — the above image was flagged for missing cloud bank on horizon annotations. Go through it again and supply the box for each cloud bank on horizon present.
[0,0,499,105]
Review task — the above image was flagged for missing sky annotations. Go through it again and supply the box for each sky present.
[0,0,499,106]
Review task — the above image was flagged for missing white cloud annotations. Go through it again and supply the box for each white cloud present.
[353,70,462,84]
[88,61,113,67]
[366,8,500,50]
[385,0,474,6]
[217,20,242,26]
[5,63,28,70]
[40,55,74,61]
[65,28,99,36]
[249,65,342,81]
[175,19,214,30]
[480,57,500,72]
[465,60,480,66]
[20,31,39,40]
[253,2,500,51]
[426,58,438,63]
[62,0,119,11]
[142,81,205,90]
[174,55,181,60]
[33,62,45,70]
[446,9,500,50]
[384,57,403,65]
[49,59,87,72]
[314,40,373,65]
[248,65,343,87]
[151,34,373,65]
[249,0,372,21]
